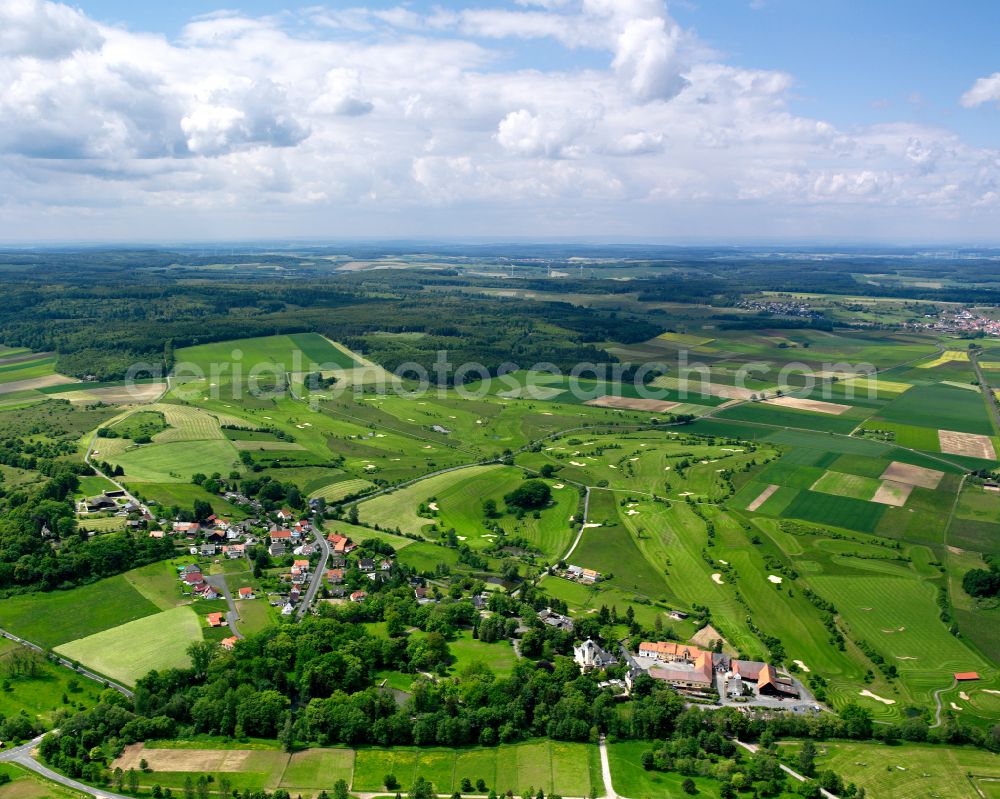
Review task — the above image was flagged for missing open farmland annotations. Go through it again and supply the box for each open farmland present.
[112,740,599,798]
[0,575,160,649]
[55,606,202,686]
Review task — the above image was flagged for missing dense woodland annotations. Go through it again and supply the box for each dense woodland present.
[1,245,999,380]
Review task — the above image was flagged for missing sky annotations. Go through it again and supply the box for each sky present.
[0,0,998,243]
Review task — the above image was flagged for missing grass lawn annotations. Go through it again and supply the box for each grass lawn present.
[110,438,241,482]
[357,465,502,535]
[0,639,103,727]
[448,630,517,675]
[0,575,160,648]
[123,561,187,611]
[778,740,1000,799]
[176,333,358,374]
[0,764,88,799]
[55,606,202,685]
[607,741,734,799]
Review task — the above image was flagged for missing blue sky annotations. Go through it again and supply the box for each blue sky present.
[0,0,997,242]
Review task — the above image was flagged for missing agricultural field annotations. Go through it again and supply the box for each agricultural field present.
[112,740,600,798]
[174,333,358,375]
[0,575,160,649]
[55,606,202,686]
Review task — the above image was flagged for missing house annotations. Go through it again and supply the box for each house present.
[326,568,345,584]
[668,611,690,621]
[86,495,117,513]
[206,613,225,628]
[293,559,310,571]
[379,559,393,572]
[269,542,286,558]
[580,568,601,583]
[276,508,294,522]
[182,570,204,585]
[270,529,292,542]
[281,603,295,616]
[327,533,356,554]
[221,636,239,651]
[329,556,346,569]
[205,530,226,545]
[223,544,245,559]
[173,522,201,536]
[414,586,428,599]
[538,608,574,632]
[350,590,367,602]
[200,543,217,557]
[148,530,166,539]
[358,557,376,573]
[574,639,617,672]
[237,587,254,600]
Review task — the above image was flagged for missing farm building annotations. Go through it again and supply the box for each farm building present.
[727,660,799,699]
[538,608,574,632]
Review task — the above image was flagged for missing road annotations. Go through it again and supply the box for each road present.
[82,376,172,519]
[561,486,591,561]
[0,628,133,699]
[296,522,332,620]
[0,734,136,799]
[203,573,243,639]
[970,350,1000,434]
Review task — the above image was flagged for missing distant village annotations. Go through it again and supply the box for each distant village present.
[909,307,1000,337]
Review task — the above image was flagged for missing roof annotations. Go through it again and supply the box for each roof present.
[221,636,238,650]
[206,613,224,627]
[731,660,767,681]
[639,641,705,661]
[238,587,253,596]
[648,653,714,686]
[955,671,980,681]
[270,529,292,539]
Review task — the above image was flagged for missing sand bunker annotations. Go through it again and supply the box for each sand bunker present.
[711,573,725,585]
[951,702,963,711]
[584,395,681,413]
[880,461,944,489]
[895,656,918,660]
[939,429,997,460]
[553,483,565,489]
[428,502,439,511]
[763,395,851,415]
[793,660,811,672]
[960,691,970,700]
[872,480,913,507]
[582,523,602,529]
[569,461,587,467]
[747,483,780,511]
[768,575,783,584]
[859,690,895,705]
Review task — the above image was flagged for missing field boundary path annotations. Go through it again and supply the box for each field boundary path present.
[734,740,838,798]
[970,350,1000,436]
[0,628,134,699]
[931,677,959,728]
[562,487,591,561]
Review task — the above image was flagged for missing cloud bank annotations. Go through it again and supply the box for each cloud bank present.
[0,0,997,241]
